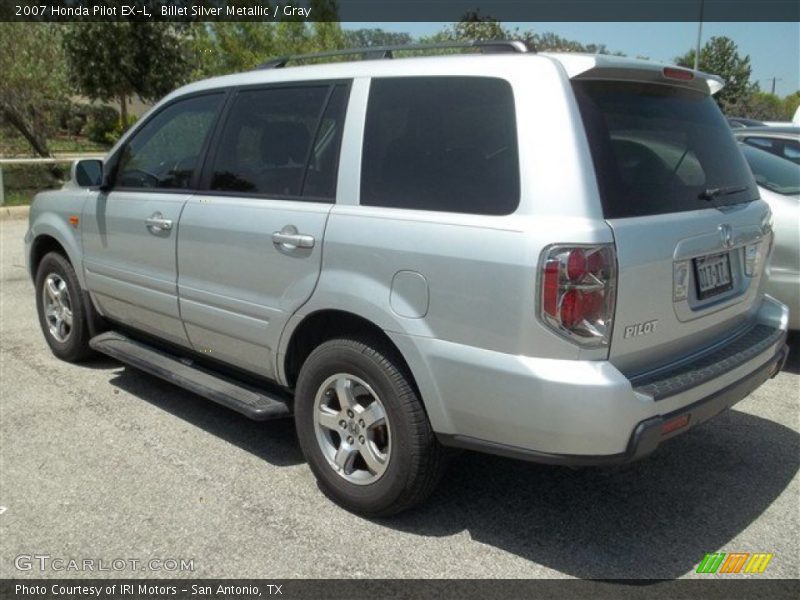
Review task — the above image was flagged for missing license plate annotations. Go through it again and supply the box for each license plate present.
[694,252,733,299]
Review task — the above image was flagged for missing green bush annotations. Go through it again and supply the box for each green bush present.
[85,105,119,144]
[2,164,64,205]
[61,104,89,137]
[105,115,138,145]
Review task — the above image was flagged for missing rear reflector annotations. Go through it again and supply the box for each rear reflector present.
[663,67,694,81]
[661,414,691,436]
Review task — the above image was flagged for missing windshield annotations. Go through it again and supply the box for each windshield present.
[740,143,800,196]
[573,80,758,218]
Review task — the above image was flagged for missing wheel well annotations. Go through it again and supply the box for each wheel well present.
[284,310,415,390]
[30,235,68,278]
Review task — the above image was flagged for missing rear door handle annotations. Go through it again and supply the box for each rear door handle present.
[145,213,173,232]
[272,227,315,249]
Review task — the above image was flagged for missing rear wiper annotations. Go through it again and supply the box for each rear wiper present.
[698,185,749,201]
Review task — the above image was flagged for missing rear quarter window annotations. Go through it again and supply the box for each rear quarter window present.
[361,77,520,215]
[573,81,758,218]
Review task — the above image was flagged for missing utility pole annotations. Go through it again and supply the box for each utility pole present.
[694,0,705,71]
[760,78,783,94]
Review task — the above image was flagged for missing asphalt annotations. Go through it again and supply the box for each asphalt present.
[1,218,798,580]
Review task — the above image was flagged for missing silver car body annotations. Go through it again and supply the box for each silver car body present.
[759,186,800,330]
[25,52,789,460]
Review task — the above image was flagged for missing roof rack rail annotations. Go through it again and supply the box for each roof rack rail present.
[257,40,532,70]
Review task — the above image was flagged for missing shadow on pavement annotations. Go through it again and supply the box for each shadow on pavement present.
[103,362,797,579]
[782,331,800,375]
[107,367,304,467]
[383,409,799,579]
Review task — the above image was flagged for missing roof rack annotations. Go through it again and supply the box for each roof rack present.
[257,40,533,70]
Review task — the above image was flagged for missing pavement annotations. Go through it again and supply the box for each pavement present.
[0,206,29,221]
[0,218,798,580]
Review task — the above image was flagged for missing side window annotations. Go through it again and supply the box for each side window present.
[361,77,519,215]
[115,94,222,190]
[209,84,347,199]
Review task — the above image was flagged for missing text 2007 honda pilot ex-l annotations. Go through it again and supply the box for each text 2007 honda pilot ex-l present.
[25,41,789,515]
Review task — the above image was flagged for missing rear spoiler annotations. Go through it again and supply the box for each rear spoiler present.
[544,53,725,95]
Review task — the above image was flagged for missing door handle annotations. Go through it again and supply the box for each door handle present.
[145,213,173,232]
[272,227,315,249]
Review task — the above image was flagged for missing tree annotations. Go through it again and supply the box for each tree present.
[422,14,622,55]
[62,21,195,124]
[344,29,413,48]
[0,23,69,159]
[741,91,786,121]
[676,36,755,113]
[782,91,800,122]
[191,20,346,79]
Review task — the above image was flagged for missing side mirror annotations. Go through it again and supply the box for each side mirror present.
[71,159,104,188]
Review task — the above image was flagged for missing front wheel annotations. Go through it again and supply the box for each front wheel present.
[35,252,93,362]
[294,337,446,516]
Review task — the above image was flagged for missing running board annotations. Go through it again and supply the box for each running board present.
[89,331,292,421]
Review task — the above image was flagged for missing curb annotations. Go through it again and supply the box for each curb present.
[0,205,30,221]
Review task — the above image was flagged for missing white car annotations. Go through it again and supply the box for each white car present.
[740,143,800,329]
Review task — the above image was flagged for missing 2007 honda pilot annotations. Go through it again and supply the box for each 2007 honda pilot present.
[25,41,789,515]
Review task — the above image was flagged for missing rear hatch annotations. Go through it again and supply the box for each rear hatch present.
[571,72,772,376]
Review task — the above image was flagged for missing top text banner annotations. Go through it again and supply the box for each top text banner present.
[2,0,799,22]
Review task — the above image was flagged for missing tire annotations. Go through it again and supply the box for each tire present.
[295,336,446,517]
[35,251,94,362]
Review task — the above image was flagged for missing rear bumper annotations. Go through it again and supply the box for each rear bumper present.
[437,340,788,465]
[393,295,790,462]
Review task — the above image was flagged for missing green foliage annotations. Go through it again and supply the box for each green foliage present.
[676,36,755,113]
[191,20,346,77]
[85,106,120,145]
[2,164,63,205]
[419,16,622,55]
[741,91,786,121]
[106,115,138,145]
[62,21,195,120]
[0,23,70,157]
[61,105,88,137]
[343,28,412,48]
[782,91,800,121]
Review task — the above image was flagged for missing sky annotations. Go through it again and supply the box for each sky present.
[341,22,800,97]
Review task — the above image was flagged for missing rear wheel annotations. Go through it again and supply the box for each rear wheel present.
[295,336,446,516]
[35,252,93,362]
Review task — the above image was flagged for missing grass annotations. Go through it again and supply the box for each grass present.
[0,127,110,158]
[2,191,37,206]
[49,135,110,155]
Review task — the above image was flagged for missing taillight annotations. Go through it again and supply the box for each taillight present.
[539,244,617,346]
[663,67,694,81]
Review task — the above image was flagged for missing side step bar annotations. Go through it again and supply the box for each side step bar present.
[90,331,292,421]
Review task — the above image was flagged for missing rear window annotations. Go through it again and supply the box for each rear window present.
[361,77,519,215]
[573,81,758,219]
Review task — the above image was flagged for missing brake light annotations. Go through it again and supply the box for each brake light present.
[539,244,617,346]
[663,67,694,81]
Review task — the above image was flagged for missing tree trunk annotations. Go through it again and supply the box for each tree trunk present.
[2,107,51,158]
[1,106,62,179]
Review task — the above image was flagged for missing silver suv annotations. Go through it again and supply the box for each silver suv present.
[25,42,789,516]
